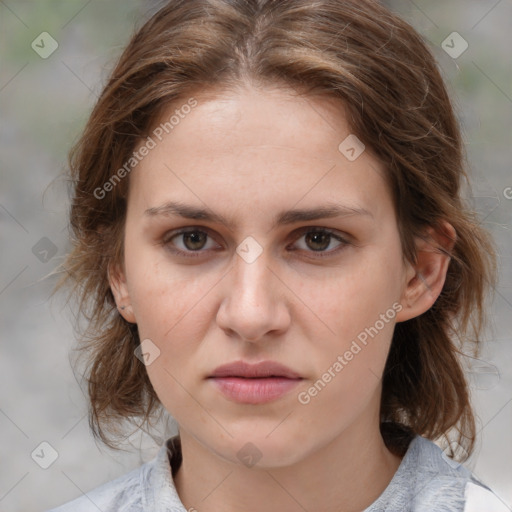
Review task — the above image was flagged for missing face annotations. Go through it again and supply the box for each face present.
[110,84,420,467]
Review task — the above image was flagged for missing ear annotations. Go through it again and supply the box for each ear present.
[108,261,137,324]
[395,220,456,323]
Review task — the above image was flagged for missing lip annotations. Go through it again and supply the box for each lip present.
[209,377,302,404]
[209,360,302,379]
[207,360,303,404]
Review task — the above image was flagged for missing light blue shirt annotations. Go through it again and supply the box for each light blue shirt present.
[47,434,509,511]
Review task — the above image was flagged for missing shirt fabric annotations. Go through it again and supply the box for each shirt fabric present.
[47,434,509,512]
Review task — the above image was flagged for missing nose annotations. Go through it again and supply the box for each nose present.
[216,248,291,343]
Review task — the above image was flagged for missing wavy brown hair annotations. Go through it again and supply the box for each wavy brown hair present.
[54,0,497,458]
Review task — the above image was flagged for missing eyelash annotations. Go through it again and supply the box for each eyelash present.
[160,226,351,259]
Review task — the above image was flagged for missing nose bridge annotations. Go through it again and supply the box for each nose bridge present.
[217,241,288,340]
[231,242,275,309]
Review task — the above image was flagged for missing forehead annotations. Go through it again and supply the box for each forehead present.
[128,85,392,221]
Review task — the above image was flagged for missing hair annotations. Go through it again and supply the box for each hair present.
[54,0,497,459]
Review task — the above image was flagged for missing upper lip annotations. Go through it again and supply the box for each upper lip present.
[209,360,302,379]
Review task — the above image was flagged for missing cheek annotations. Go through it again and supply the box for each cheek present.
[124,237,204,335]
[126,257,215,416]
[296,282,398,432]
[294,247,403,392]
[299,249,403,339]
[131,273,209,355]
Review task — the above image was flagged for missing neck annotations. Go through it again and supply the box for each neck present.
[173,415,403,512]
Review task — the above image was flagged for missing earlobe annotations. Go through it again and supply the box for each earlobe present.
[396,221,456,323]
[107,262,136,323]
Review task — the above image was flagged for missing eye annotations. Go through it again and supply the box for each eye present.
[161,226,351,258]
[288,227,350,258]
[162,228,219,257]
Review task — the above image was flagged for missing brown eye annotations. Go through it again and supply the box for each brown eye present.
[181,231,208,251]
[162,226,350,259]
[304,231,332,251]
[291,228,349,257]
[163,228,219,257]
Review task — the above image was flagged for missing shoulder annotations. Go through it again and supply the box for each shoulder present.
[45,436,185,512]
[366,435,508,512]
[463,480,510,512]
[409,437,508,512]
[46,463,144,512]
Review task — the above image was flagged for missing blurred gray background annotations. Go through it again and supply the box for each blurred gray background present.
[1,1,511,510]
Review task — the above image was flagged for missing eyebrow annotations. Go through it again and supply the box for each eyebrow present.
[144,200,373,230]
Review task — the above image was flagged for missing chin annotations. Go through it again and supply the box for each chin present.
[209,428,308,469]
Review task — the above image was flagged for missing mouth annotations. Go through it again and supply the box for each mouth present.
[207,360,303,404]
[208,376,303,404]
[209,360,302,379]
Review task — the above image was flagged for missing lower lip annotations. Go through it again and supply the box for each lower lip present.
[208,377,302,404]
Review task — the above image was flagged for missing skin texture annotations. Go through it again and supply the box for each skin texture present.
[109,83,456,512]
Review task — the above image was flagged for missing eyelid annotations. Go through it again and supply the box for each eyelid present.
[286,226,352,257]
[161,226,222,255]
[161,225,352,258]
[290,225,351,242]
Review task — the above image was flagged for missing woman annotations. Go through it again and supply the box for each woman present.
[49,0,507,510]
